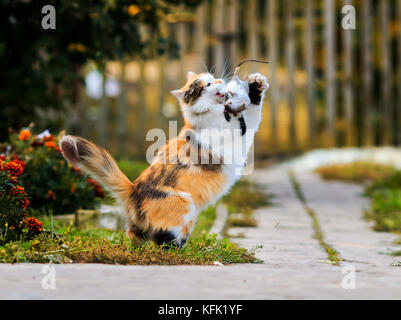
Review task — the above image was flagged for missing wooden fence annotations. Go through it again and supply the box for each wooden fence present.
[76,0,401,160]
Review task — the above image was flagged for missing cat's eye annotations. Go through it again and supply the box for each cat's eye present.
[206,83,211,87]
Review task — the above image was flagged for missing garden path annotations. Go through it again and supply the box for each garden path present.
[1,165,401,299]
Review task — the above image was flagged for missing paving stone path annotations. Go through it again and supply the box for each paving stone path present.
[1,165,401,299]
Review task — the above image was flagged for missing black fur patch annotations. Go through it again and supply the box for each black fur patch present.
[194,143,222,172]
[224,110,231,122]
[129,224,147,240]
[180,238,187,248]
[183,79,205,105]
[163,161,188,187]
[238,115,246,136]
[153,230,177,247]
[131,181,168,222]
[248,82,263,105]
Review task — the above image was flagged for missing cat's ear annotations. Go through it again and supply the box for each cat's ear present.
[171,90,183,99]
[187,71,198,81]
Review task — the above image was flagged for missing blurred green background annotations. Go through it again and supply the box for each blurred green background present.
[1,0,400,161]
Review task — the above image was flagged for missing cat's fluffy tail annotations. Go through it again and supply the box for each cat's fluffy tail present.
[59,135,132,200]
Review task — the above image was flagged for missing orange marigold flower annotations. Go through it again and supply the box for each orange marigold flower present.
[128,4,140,16]
[45,141,57,148]
[10,185,27,197]
[5,161,24,177]
[26,217,43,233]
[11,159,26,170]
[72,166,82,174]
[43,135,56,142]
[21,197,30,209]
[18,129,31,141]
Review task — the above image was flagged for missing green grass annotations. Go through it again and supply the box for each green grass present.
[226,215,258,228]
[223,179,271,216]
[315,162,396,184]
[117,159,148,181]
[222,179,271,231]
[0,205,259,265]
[0,160,265,265]
[289,171,341,265]
[190,206,216,239]
[0,229,257,265]
[364,174,401,234]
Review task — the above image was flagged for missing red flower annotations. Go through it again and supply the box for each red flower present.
[47,190,56,200]
[4,161,24,177]
[26,217,43,233]
[11,159,26,170]
[86,178,105,198]
[43,135,56,142]
[20,197,30,209]
[31,140,44,148]
[72,166,82,175]
[18,129,31,141]
[10,185,27,197]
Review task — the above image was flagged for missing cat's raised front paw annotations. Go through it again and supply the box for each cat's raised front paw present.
[244,73,269,105]
[244,73,269,92]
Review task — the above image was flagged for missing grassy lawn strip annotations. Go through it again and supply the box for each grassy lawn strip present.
[0,230,256,265]
[222,179,271,228]
[0,159,262,265]
[0,206,258,265]
[289,171,341,265]
[315,162,395,184]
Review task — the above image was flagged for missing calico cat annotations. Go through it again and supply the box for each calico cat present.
[59,71,268,248]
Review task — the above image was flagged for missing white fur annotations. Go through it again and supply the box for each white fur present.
[172,72,269,212]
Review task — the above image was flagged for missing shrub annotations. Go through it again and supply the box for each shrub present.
[0,159,43,244]
[1,127,105,215]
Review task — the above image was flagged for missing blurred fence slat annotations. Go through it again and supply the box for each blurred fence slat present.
[380,0,391,145]
[248,0,259,73]
[343,0,354,146]
[398,0,401,145]
[305,0,316,148]
[325,0,336,147]
[213,0,225,76]
[228,0,239,71]
[362,0,373,146]
[117,61,128,156]
[268,0,278,151]
[286,0,296,149]
[196,4,206,68]
[98,71,108,148]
